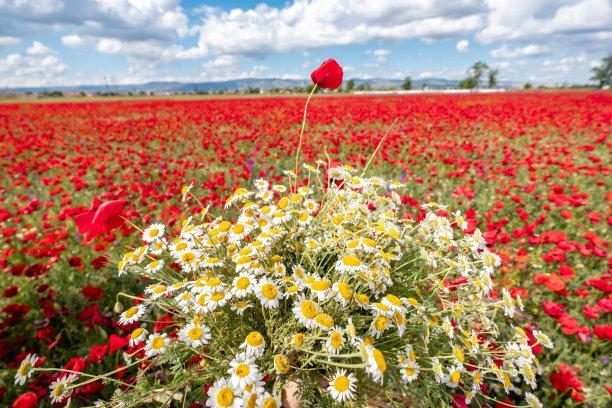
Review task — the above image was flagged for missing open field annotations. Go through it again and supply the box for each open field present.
[0,91,610,406]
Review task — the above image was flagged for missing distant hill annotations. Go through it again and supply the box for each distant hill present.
[0,77,517,95]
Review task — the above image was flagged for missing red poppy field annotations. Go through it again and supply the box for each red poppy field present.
[1,91,611,407]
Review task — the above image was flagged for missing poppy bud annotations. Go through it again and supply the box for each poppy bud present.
[311,58,343,90]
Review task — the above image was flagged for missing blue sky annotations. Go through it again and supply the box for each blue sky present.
[0,0,610,87]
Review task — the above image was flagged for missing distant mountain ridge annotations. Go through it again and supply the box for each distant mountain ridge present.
[1,77,517,94]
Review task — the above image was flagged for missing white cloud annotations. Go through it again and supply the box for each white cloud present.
[61,34,83,47]
[191,1,484,56]
[478,0,612,44]
[491,44,548,58]
[373,49,391,63]
[0,45,67,87]
[26,41,53,55]
[456,39,469,53]
[0,36,20,47]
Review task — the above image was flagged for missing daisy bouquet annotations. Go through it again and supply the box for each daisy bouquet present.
[14,59,552,408]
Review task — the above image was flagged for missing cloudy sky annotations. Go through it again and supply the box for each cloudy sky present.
[0,0,610,88]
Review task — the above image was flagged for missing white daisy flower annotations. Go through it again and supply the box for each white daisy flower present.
[144,259,165,274]
[142,223,165,243]
[144,333,169,357]
[240,331,266,357]
[118,304,146,326]
[230,300,252,315]
[128,327,148,347]
[365,345,387,384]
[179,323,211,347]
[525,392,543,408]
[335,255,366,274]
[15,353,38,385]
[49,373,77,404]
[228,352,260,388]
[444,365,464,388]
[327,370,357,403]
[532,329,554,349]
[257,393,282,408]
[292,296,319,329]
[206,378,243,408]
[255,278,283,309]
[325,327,345,355]
[401,361,420,383]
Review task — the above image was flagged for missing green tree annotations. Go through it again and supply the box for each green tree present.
[591,54,612,88]
[458,77,478,89]
[345,79,355,92]
[487,68,499,88]
[523,82,533,90]
[401,76,412,90]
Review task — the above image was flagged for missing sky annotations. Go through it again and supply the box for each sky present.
[0,0,610,88]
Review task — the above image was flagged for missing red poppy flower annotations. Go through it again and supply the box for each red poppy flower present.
[12,392,38,408]
[311,59,343,90]
[74,199,128,239]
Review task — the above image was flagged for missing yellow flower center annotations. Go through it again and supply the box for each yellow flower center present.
[261,283,278,300]
[315,313,334,329]
[124,306,138,318]
[405,367,415,377]
[293,333,304,347]
[18,362,32,376]
[211,291,225,302]
[181,252,195,263]
[372,348,387,373]
[374,316,388,331]
[453,347,465,364]
[277,197,289,209]
[236,276,250,290]
[450,370,461,384]
[219,221,231,232]
[330,332,343,349]
[342,255,361,267]
[131,327,144,339]
[262,398,279,408]
[246,331,264,347]
[355,293,370,305]
[333,375,350,392]
[232,224,245,234]
[149,260,159,269]
[385,294,402,307]
[216,387,234,407]
[311,280,329,291]
[148,228,159,237]
[151,336,165,350]
[235,362,251,378]
[188,327,203,341]
[176,242,187,251]
[274,354,289,374]
[53,383,65,397]
[300,300,317,319]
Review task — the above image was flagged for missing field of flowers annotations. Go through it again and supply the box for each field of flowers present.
[0,91,610,407]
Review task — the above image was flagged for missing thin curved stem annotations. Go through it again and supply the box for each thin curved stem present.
[294,84,318,184]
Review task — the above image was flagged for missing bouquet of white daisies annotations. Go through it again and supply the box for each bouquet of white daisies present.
[15,163,551,408]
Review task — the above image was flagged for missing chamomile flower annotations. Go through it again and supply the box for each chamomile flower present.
[257,393,281,408]
[179,323,211,347]
[273,354,290,374]
[145,283,167,300]
[181,182,194,201]
[144,333,169,357]
[254,178,268,191]
[365,346,387,384]
[255,278,283,309]
[445,365,464,388]
[230,273,255,297]
[400,361,420,383]
[335,254,365,274]
[15,353,38,385]
[525,392,543,408]
[206,378,243,408]
[325,327,345,354]
[144,259,165,274]
[129,327,148,347]
[333,281,353,305]
[118,304,146,326]
[231,300,252,315]
[241,331,266,357]
[228,353,259,388]
[49,373,78,404]
[532,329,554,349]
[142,223,165,243]
[292,296,320,329]
[432,357,444,383]
[327,370,357,403]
